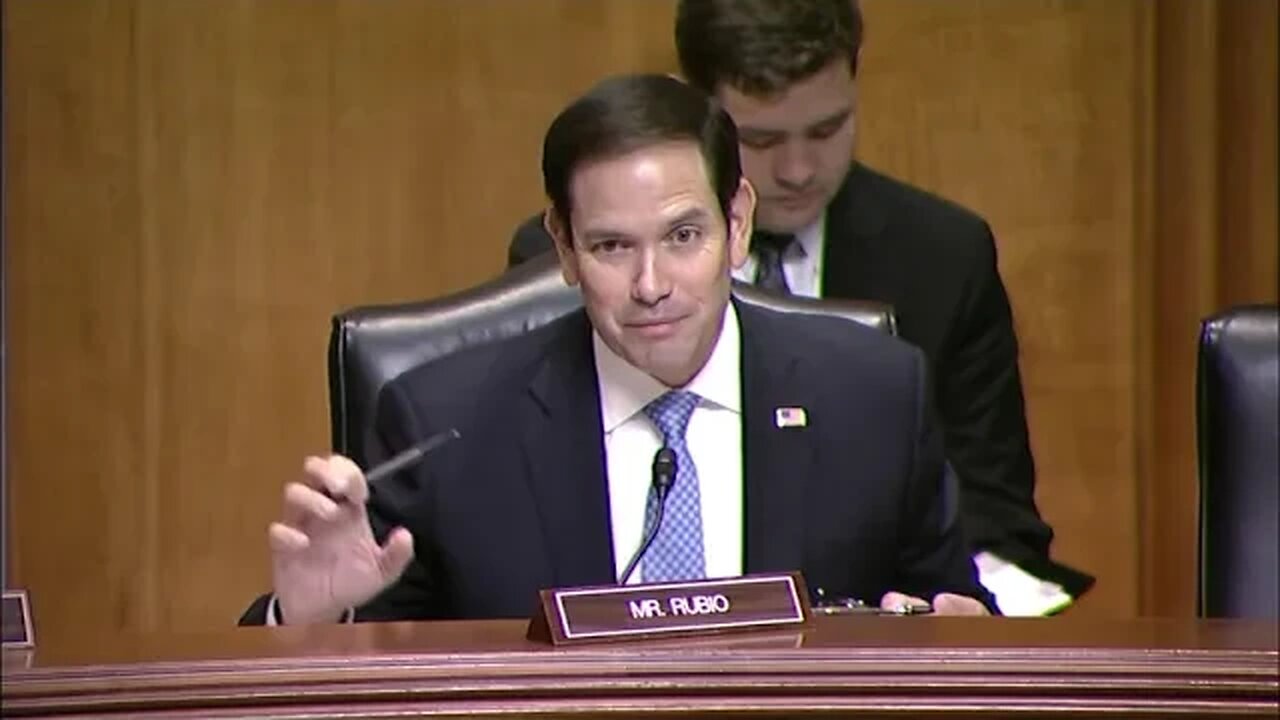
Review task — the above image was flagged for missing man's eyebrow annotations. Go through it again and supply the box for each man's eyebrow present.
[578,228,630,243]
[575,210,711,243]
[805,108,852,131]
[664,208,711,229]
[737,125,786,138]
[738,108,852,137]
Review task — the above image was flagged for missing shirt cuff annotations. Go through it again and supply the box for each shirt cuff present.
[974,551,1074,616]
[266,595,355,625]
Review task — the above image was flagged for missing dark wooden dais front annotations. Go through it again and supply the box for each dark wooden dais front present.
[3,616,1276,717]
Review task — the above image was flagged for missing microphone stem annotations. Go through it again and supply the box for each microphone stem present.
[618,486,669,586]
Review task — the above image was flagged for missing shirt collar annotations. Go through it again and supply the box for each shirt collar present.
[791,212,825,259]
[593,301,742,433]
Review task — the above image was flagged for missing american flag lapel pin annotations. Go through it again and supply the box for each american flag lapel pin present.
[774,406,808,429]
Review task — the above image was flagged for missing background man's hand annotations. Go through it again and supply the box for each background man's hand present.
[880,591,990,616]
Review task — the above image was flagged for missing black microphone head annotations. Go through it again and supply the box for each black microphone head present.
[653,447,677,490]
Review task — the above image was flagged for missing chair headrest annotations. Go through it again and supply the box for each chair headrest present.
[329,253,895,461]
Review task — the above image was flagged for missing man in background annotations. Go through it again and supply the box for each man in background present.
[508,0,1091,614]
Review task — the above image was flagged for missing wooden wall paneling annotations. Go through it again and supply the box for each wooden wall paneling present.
[859,0,1145,617]
[1214,0,1278,308]
[4,0,683,639]
[4,0,154,631]
[1139,0,1279,618]
[132,0,355,633]
[1140,0,1222,620]
[1130,0,1160,622]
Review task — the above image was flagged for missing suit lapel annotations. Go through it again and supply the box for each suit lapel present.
[822,162,891,300]
[520,312,616,587]
[737,302,817,574]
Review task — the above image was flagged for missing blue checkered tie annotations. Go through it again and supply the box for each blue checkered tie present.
[641,390,706,582]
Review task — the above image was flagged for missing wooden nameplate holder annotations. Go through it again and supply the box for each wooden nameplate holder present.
[527,571,812,645]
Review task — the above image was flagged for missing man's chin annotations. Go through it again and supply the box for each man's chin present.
[626,349,699,387]
[758,206,823,235]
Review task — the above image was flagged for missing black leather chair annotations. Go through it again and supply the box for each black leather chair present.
[329,252,896,466]
[1196,304,1279,618]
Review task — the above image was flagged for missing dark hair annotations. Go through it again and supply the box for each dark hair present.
[675,0,863,96]
[542,74,741,237]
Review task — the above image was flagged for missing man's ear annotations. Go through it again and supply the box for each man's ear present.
[726,178,757,270]
[543,208,580,286]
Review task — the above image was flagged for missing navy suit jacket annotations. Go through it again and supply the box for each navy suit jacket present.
[241,300,991,624]
[509,162,1092,595]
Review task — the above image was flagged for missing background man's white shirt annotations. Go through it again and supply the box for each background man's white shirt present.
[733,215,825,298]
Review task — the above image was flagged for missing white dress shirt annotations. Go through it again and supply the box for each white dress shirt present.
[593,303,744,584]
[733,214,826,298]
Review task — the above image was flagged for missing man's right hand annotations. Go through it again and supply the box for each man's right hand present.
[268,455,415,624]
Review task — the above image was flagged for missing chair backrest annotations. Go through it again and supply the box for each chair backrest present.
[329,252,896,465]
[1196,304,1279,618]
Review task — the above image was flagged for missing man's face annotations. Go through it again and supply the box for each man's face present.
[548,141,754,388]
[716,60,857,234]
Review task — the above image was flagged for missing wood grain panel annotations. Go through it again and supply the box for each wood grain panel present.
[1141,0,1222,621]
[859,0,1145,617]
[1139,0,1279,618]
[5,617,1278,718]
[1215,0,1278,307]
[4,0,154,634]
[3,0,676,636]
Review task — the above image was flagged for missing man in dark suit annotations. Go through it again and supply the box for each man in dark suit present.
[507,0,1090,612]
[246,74,991,626]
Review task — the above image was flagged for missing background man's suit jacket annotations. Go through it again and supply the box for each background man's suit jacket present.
[508,162,1092,595]
[241,300,992,624]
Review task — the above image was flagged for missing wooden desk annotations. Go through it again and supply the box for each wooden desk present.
[3,616,1277,717]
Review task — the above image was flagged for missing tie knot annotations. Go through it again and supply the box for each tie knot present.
[751,231,796,295]
[752,231,796,258]
[643,391,700,442]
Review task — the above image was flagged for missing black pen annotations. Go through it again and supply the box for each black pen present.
[320,428,462,505]
[365,428,462,485]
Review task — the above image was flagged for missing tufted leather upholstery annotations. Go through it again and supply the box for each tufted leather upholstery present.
[329,252,896,465]
[1196,304,1279,618]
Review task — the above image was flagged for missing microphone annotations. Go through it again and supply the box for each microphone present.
[618,447,677,586]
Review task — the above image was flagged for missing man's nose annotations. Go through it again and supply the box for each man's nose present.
[773,140,817,191]
[631,248,672,306]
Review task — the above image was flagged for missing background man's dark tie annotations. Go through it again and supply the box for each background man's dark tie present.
[752,231,796,295]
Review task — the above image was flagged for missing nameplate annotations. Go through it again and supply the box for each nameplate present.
[527,572,811,645]
[2,590,35,649]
